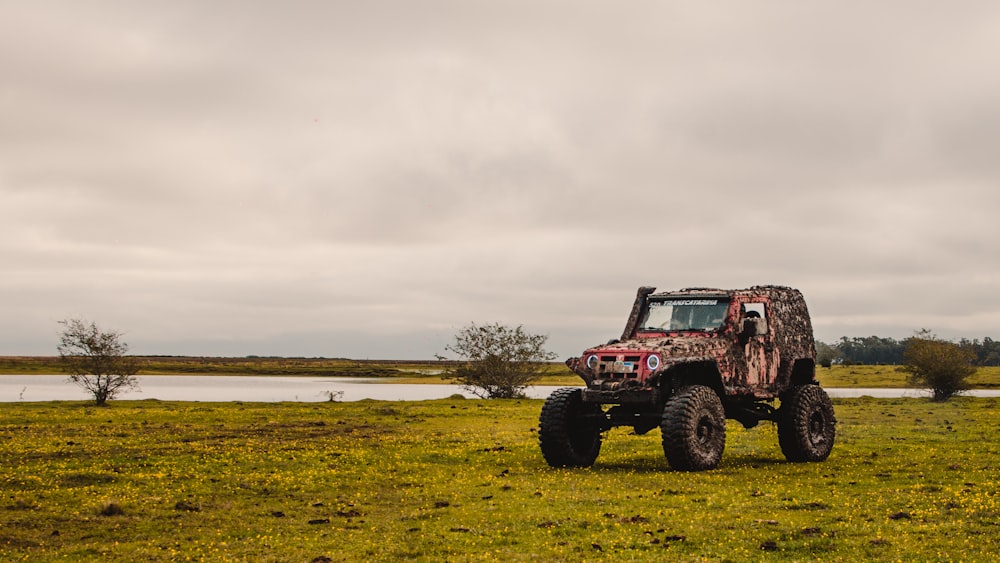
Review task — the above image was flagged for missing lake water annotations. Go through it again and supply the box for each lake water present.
[3,375,999,402]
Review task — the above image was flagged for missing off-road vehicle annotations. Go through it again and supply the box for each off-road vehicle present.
[539,285,835,471]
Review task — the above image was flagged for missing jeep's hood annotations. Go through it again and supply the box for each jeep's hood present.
[588,335,728,362]
[566,334,731,386]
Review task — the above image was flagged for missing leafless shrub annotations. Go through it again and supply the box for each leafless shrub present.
[58,319,140,406]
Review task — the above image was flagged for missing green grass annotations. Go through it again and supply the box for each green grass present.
[3,397,999,561]
[0,356,461,378]
[815,364,1000,389]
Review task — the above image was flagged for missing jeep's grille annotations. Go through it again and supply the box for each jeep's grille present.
[595,354,646,380]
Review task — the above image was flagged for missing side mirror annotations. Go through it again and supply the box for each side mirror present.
[740,317,768,339]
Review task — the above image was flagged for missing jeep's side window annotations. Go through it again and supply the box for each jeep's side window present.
[741,303,768,336]
[743,303,766,319]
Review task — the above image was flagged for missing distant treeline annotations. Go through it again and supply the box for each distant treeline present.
[819,336,1000,366]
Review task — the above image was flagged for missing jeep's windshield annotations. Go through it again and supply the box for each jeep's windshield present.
[639,299,729,332]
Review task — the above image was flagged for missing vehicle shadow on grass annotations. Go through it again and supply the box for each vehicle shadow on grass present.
[589,454,788,473]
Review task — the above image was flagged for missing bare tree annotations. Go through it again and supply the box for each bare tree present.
[446,322,557,399]
[58,319,140,405]
[902,330,976,402]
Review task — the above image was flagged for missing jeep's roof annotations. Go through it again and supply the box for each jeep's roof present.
[648,285,801,300]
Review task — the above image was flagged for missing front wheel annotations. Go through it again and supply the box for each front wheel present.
[661,385,726,471]
[778,384,836,462]
[539,388,603,467]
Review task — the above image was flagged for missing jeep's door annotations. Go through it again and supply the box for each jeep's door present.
[741,300,779,389]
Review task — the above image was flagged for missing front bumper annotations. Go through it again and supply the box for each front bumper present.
[581,387,661,405]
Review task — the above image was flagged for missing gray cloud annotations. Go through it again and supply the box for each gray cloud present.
[3,1,1000,358]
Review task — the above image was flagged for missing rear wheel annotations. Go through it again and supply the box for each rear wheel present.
[778,385,836,462]
[661,385,726,471]
[539,387,603,467]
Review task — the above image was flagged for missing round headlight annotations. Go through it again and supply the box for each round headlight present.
[646,354,661,371]
[586,354,599,370]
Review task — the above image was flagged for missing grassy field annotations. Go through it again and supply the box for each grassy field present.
[2,397,999,561]
[0,356,452,378]
[814,364,1000,389]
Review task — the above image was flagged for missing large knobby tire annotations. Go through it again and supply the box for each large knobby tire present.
[539,387,603,468]
[778,384,836,462]
[661,385,726,471]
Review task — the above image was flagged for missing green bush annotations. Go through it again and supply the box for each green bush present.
[902,331,976,401]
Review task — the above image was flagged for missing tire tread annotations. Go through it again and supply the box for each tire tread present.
[777,384,836,462]
[660,385,726,471]
[539,387,602,467]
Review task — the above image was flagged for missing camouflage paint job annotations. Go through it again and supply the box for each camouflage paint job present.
[567,286,816,403]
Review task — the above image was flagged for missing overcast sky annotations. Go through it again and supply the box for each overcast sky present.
[3,1,1000,359]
